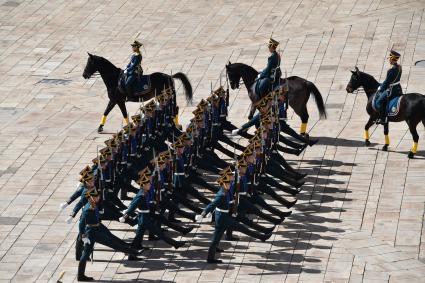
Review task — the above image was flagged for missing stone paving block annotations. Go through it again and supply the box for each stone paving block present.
[0,0,424,282]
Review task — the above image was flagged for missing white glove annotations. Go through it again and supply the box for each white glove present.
[124,69,128,74]
[119,216,126,223]
[59,202,68,210]
[82,237,90,245]
[131,180,140,189]
[65,216,73,224]
[99,209,104,215]
[195,214,204,222]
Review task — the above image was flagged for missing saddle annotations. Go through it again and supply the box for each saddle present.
[251,77,287,102]
[118,71,152,97]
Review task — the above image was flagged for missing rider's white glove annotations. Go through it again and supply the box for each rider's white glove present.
[124,69,128,74]
[195,214,204,222]
[65,216,73,224]
[119,217,126,223]
[82,237,91,245]
[131,180,140,189]
[59,202,68,210]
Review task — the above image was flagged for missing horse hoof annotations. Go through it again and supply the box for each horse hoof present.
[97,125,104,133]
[408,151,414,159]
[365,140,371,146]
[382,145,388,151]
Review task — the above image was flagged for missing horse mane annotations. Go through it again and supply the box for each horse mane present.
[93,55,121,73]
[358,70,380,97]
[230,62,258,75]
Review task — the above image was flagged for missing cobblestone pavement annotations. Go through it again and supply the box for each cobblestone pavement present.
[0,0,425,282]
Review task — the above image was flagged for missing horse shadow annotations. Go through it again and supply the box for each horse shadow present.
[315,136,377,148]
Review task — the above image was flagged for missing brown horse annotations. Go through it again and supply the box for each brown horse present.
[346,67,425,158]
[225,62,326,135]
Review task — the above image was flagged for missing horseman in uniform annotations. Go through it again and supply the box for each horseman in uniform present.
[124,40,143,95]
[256,37,281,98]
[376,50,402,124]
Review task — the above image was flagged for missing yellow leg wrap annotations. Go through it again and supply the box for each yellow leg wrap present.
[300,123,307,134]
[385,135,390,145]
[364,130,370,140]
[124,117,129,125]
[411,142,418,154]
[100,115,107,125]
[173,115,180,126]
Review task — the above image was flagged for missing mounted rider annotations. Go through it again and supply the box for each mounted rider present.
[376,50,402,124]
[256,37,282,98]
[124,40,143,95]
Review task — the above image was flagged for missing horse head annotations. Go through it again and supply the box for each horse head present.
[346,66,361,93]
[225,61,241,90]
[83,52,98,79]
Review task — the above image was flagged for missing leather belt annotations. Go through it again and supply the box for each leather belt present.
[87,224,100,228]
[216,208,229,213]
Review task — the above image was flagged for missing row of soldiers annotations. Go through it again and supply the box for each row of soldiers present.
[60,84,315,281]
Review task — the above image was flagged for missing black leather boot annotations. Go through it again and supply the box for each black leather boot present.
[207,246,222,264]
[77,260,94,281]
[75,234,83,261]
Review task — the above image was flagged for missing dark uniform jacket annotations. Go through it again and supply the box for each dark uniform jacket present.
[380,64,402,99]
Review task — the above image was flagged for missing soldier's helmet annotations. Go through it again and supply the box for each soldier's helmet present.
[268,38,279,49]
[131,40,143,48]
[389,50,400,61]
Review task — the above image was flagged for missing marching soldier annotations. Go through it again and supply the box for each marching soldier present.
[225,159,276,241]
[119,169,186,261]
[78,188,142,281]
[195,173,272,264]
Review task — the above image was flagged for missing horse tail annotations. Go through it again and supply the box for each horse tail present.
[307,81,327,119]
[172,72,193,104]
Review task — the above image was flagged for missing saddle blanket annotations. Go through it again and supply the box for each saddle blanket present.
[372,95,402,117]
[132,75,151,96]
[119,73,151,96]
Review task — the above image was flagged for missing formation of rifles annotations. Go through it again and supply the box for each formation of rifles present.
[60,84,316,281]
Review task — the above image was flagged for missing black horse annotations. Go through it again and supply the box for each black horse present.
[346,67,425,158]
[83,53,193,133]
[225,62,326,135]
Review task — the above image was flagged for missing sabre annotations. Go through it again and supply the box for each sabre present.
[153,148,161,203]
[97,145,105,203]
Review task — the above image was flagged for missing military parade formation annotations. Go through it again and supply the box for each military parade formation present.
[60,34,418,282]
